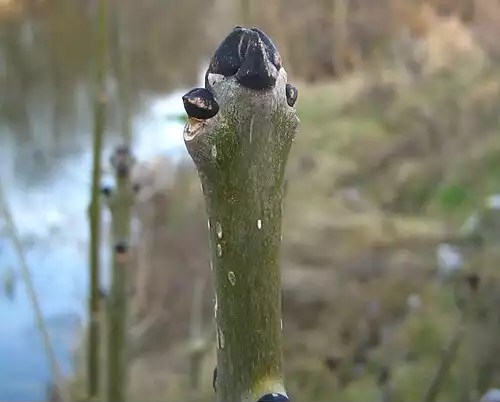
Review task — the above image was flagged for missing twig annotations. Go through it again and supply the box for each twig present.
[105,146,135,401]
[104,1,135,398]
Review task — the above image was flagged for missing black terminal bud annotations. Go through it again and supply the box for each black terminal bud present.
[205,26,282,91]
[285,83,298,107]
[257,393,290,402]
[182,88,219,120]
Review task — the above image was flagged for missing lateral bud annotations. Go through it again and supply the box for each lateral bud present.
[111,144,135,178]
[182,88,219,120]
[285,83,298,107]
[100,184,113,198]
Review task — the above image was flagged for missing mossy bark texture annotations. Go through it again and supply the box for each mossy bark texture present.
[183,27,299,402]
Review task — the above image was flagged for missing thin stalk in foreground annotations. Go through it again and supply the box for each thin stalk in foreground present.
[423,325,464,402]
[0,180,68,402]
[106,145,135,401]
[104,5,135,398]
[87,0,109,397]
[182,27,300,402]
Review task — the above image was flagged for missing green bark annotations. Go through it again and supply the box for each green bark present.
[183,59,299,401]
[87,0,108,397]
[115,2,132,147]
[106,146,135,402]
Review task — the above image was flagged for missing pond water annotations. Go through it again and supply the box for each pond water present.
[0,79,199,400]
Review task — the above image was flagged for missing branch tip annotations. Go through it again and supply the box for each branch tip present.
[205,26,282,91]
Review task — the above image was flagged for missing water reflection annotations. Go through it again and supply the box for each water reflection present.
[0,70,206,401]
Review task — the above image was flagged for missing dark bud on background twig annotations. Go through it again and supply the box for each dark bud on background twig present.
[257,393,290,401]
[114,241,129,264]
[110,144,134,178]
[114,241,128,254]
[205,26,282,91]
[100,185,113,198]
[285,83,298,107]
[182,88,219,120]
[454,272,481,312]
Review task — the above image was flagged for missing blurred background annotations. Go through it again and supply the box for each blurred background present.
[2,0,500,400]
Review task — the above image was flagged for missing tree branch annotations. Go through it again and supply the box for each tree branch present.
[182,26,299,402]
